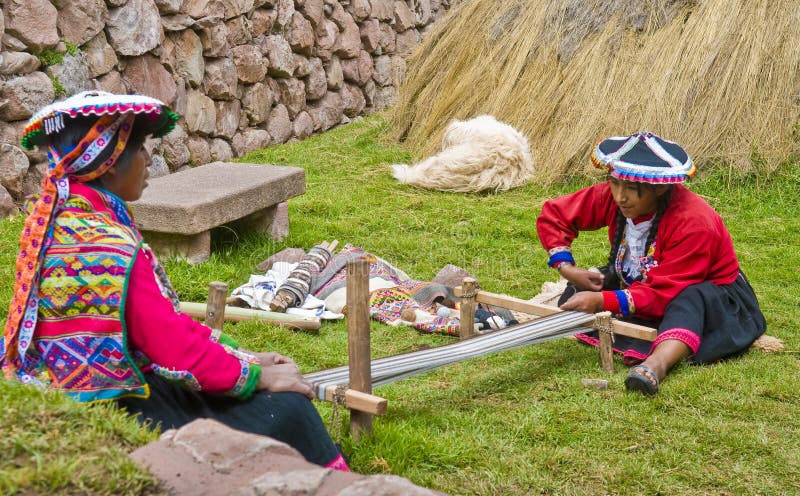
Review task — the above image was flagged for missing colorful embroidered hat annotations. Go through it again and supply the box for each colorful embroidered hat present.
[591,131,695,184]
[21,90,178,151]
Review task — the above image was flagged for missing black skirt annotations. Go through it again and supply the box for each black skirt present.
[566,271,766,365]
[117,372,341,466]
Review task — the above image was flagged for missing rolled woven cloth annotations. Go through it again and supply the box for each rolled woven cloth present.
[270,244,333,312]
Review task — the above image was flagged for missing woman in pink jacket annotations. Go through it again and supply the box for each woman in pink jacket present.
[1,91,348,471]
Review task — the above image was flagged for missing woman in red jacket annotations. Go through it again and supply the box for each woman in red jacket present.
[536,131,766,395]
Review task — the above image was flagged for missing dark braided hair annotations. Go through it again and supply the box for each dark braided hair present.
[604,182,674,287]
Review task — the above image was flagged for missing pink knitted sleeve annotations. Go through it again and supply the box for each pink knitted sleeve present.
[125,249,249,394]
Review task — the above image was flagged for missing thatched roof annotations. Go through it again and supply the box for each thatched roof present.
[391,0,800,182]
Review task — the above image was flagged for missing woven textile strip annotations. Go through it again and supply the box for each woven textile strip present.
[312,245,404,300]
[306,310,597,398]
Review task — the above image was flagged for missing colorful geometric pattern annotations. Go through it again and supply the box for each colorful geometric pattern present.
[547,245,575,268]
[2,114,122,382]
[13,199,149,401]
[37,215,137,322]
[63,113,134,183]
[612,289,636,317]
[21,91,178,150]
[149,362,202,391]
[36,336,136,387]
[614,237,658,286]
[369,286,460,337]
[216,344,260,398]
[4,177,258,401]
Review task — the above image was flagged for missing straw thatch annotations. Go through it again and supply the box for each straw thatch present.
[391,0,800,182]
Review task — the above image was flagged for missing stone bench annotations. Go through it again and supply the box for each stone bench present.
[129,162,305,263]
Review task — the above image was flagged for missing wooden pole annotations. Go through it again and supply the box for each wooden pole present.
[453,286,657,342]
[180,302,321,332]
[599,331,615,373]
[595,312,615,374]
[205,281,228,330]
[459,277,477,340]
[347,257,372,441]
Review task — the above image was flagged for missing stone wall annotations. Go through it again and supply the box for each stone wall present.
[0,0,455,219]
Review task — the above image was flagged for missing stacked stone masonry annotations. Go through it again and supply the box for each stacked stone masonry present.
[0,0,456,218]
[132,419,447,495]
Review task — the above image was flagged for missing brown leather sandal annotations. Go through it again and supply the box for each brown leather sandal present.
[625,363,659,395]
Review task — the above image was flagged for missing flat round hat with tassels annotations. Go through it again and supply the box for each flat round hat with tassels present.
[590,131,695,184]
[21,90,178,151]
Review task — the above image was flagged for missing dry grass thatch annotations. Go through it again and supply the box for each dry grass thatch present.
[391,0,800,182]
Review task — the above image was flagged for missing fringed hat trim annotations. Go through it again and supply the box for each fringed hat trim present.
[21,91,178,150]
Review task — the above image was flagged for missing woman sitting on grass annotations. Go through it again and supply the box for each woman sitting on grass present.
[0,91,348,470]
[536,131,766,395]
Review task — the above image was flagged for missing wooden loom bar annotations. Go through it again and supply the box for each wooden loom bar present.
[205,281,228,330]
[322,388,388,415]
[454,286,657,341]
[179,302,321,332]
[199,277,385,416]
[347,257,373,440]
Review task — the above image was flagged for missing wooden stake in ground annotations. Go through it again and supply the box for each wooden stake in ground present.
[347,257,372,441]
[459,277,478,340]
[205,282,228,330]
[595,311,615,374]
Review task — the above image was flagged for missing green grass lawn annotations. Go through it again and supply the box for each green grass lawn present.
[1,115,798,495]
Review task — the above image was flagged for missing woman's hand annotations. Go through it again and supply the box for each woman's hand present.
[559,290,604,314]
[558,265,605,291]
[257,362,315,399]
[245,350,313,399]
[251,351,296,368]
